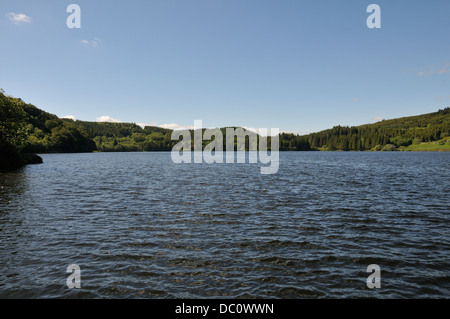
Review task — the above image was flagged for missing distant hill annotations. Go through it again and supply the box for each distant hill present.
[280,108,450,151]
[66,120,265,152]
[65,120,175,152]
[2,90,449,170]
[68,108,450,152]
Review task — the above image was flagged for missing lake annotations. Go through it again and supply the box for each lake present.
[0,152,449,298]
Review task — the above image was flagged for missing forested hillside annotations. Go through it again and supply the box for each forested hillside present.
[1,90,32,169]
[67,120,175,152]
[1,91,95,169]
[281,108,450,151]
[67,121,264,152]
[1,89,449,171]
[21,104,96,153]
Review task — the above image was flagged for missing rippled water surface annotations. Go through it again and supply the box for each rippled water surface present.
[0,152,449,298]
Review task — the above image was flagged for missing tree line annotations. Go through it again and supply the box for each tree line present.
[1,91,96,169]
[60,107,450,152]
[291,108,450,151]
[1,89,449,170]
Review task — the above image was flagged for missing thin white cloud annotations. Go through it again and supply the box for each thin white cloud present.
[372,116,384,122]
[96,115,121,123]
[438,63,450,74]
[81,38,101,47]
[62,115,76,120]
[352,97,359,102]
[94,119,294,136]
[158,123,194,130]
[280,130,310,136]
[6,12,32,24]
[418,63,450,76]
[156,123,284,135]
[137,122,157,128]
[418,69,432,77]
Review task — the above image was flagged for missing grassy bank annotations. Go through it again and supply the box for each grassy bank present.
[399,138,450,151]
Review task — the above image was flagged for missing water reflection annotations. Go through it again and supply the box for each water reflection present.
[0,168,29,232]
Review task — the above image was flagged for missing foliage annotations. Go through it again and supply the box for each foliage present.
[68,120,175,152]
[400,138,450,151]
[0,92,27,151]
[1,92,96,156]
[0,92,29,169]
[294,108,450,151]
[2,89,449,160]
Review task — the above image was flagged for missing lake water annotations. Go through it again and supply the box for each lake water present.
[0,152,449,298]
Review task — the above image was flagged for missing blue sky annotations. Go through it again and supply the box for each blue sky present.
[1,0,449,134]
